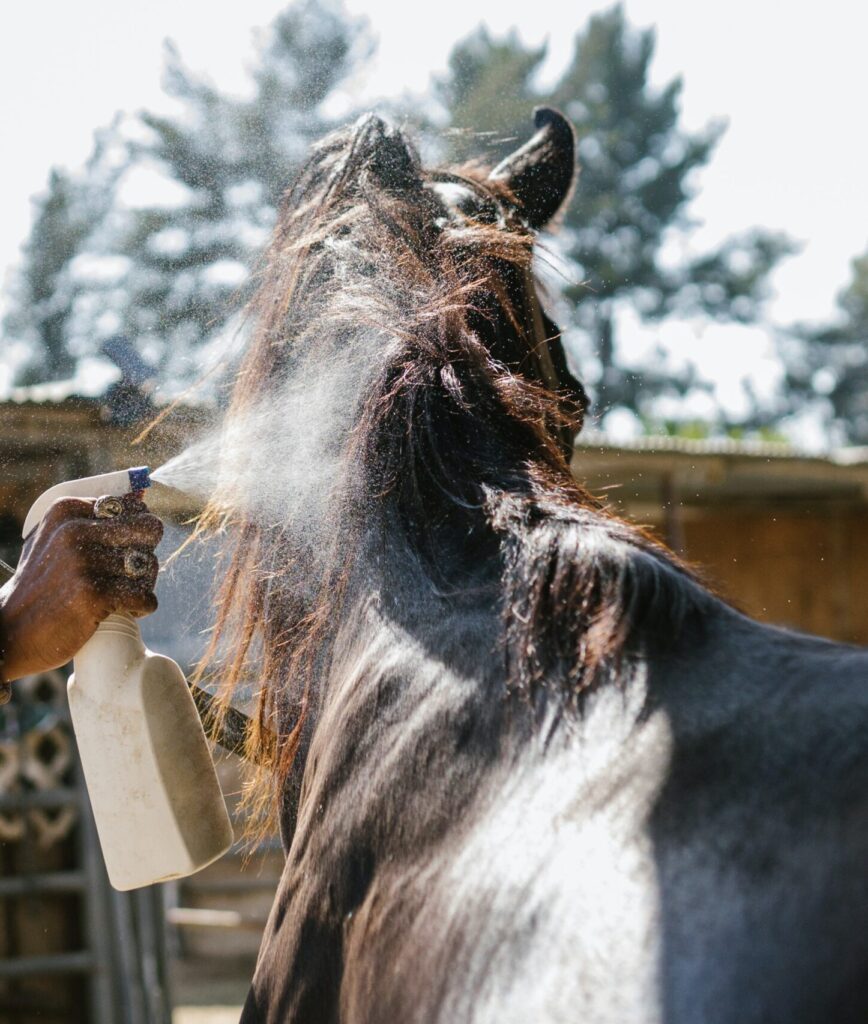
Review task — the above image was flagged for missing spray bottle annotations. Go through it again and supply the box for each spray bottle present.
[23,467,233,891]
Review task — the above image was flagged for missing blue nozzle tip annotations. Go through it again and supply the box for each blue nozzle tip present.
[128,466,151,491]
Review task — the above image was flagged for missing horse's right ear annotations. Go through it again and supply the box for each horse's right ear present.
[489,108,577,230]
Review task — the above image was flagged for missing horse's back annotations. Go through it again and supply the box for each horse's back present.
[651,624,868,1023]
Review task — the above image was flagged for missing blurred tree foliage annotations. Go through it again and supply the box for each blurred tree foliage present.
[783,250,868,444]
[7,1,798,429]
[109,3,371,382]
[6,169,85,383]
[439,7,794,422]
[5,1,371,386]
[4,134,122,384]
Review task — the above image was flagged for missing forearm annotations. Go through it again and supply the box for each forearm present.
[0,579,37,690]
[0,585,14,703]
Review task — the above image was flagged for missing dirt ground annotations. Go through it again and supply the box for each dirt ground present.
[171,959,251,1024]
[174,1010,244,1024]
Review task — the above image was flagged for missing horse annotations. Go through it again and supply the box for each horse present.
[198,108,868,1023]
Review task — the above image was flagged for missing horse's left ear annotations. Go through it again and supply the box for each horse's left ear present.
[352,112,422,194]
[489,107,577,230]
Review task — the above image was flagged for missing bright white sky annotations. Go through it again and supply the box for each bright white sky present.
[1,0,866,434]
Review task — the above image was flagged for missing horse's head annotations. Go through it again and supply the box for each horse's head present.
[202,110,593,825]
[231,107,586,470]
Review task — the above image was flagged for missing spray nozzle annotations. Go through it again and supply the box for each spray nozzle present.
[128,467,151,493]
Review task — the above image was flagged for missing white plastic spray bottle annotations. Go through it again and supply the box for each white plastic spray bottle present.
[23,466,233,891]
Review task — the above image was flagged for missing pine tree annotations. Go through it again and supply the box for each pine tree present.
[5,1,372,388]
[106,1,372,383]
[438,7,794,424]
[4,158,112,383]
[439,29,545,164]
[785,250,868,444]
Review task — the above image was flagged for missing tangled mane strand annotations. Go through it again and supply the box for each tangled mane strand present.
[193,117,709,837]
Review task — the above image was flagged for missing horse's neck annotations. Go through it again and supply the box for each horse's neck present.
[284,520,868,850]
[287,570,661,847]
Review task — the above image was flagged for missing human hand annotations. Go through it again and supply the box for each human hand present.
[0,494,163,692]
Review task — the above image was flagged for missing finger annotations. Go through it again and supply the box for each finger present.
[22,497,97,560]
[86,546,159,590]
[85,513,164,550]
[119,493,149,516]
[40,497,96,530]
[67,571,156,625]
[101,578,159,618]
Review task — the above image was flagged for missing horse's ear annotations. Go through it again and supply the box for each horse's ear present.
[352,112,422,194]
[489,107,577,230]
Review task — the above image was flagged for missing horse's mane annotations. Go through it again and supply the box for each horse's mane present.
[195,116,710,832]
